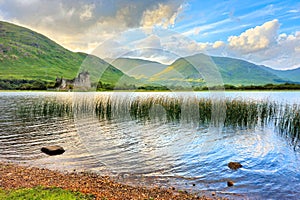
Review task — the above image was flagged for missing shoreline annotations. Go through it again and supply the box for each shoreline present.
[0,162,225,200]
[1,89,300,93]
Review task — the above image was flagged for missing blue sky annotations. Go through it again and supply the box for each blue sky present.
[174,0,300,42]
[0,0,300,69]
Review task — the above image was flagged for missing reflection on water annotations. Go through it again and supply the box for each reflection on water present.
[0,91,300,199]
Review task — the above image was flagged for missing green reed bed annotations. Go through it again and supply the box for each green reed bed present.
[276,104,300,145]
[18,97,73,118]
[16,94,300,145]
[129,96,182,121]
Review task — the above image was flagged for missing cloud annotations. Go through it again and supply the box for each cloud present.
[141,3,183,29]
[0,0,185,52]
[259,31,300,69]
[213,41,225,48]
[80,4,95,21]
[228,19,279,53]
[288,9,300,13]
[182,18,231,37]
[134,34,162,49]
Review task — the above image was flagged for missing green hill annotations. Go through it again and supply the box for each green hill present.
[150,53,291,86]
[263,67,300,83]
[211,56,287,85]
[0,21,134,85]
[110,58,167,79]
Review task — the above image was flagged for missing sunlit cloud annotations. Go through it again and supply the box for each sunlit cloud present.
[141,3,183,29]
[228,19,279,53]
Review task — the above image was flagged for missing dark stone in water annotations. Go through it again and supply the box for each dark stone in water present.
[41,145,65,156]
[228,162,242,170]
[227,181,234,187]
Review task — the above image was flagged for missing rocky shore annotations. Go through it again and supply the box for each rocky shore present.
[0,162,225,200]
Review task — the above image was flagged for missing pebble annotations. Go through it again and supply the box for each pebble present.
[228,162,242,170]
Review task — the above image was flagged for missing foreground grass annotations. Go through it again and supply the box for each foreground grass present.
[0,186,95,200]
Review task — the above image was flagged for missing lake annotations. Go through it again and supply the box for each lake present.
[0,91,300,199]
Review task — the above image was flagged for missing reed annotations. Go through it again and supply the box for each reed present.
[16,94,300,145]
[276,104,300,146]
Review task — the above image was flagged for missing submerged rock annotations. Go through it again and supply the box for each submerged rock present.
[228,162,242,170]
[227,181,234,187]
[41,145,65,156]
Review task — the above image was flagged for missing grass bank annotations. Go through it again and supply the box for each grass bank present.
[0,186,94,200]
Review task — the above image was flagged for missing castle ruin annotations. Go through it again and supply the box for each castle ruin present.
[55,71,91,90]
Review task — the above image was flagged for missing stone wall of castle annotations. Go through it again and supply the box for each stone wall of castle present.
[55,71,91,90]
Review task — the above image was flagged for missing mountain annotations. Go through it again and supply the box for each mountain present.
[263,67,300,83]
[150,53,293,85]
[110,58,168,79]
[1,20,299,88]
[0,21,134,84]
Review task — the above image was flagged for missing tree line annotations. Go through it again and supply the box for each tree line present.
[1,79,300,91]
[0,79,49,90]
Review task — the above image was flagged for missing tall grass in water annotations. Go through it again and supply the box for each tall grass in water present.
[276,104,300,147]
[129,96,182,121]
[16,94,300,146]
[18,97,73,118]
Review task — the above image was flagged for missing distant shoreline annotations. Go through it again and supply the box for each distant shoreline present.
[1,88,300,92]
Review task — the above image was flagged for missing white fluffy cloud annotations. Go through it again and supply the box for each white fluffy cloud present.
[228,19,279,53]
[213,41,225,49]
[259,31,300,69]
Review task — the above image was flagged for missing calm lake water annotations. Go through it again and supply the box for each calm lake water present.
[0,91,300,199]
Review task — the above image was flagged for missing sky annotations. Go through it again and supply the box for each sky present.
[0,0,300,69]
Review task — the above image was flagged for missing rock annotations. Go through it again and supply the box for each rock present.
[227,181,234,187]
[41,145,65,156]
[228,162,242,170]
[211,191,216,196]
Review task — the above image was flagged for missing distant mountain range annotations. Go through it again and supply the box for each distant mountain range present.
[110,58,167,79]
[113,54,300,86]
[0,20,299,87]
[264,67,300,83]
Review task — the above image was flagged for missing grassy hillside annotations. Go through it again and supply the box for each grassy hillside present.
[263,67,300,83]
[0,21,134,84]
[111,58,167,79]
[211,56,286,85]
[150,53,289,85]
